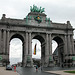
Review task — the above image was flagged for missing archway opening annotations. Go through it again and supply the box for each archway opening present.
[9,38,22,65]
[52,36,64,67]
[32,39,41,59]
[9,34,24,66]
[52,40,58,54]
[32,35,45,67]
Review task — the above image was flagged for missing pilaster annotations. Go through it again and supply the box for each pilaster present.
[67,34,72,54]
[0,30,1,53]
[28,32,32,55]
[7,30,10,55]
[49,34,52,55]
[3,30,6,54]
[45,33,49,67]
[25,32,28,55]
[64,35,67,55]
[45,33,49,55]
[71,35,74,54]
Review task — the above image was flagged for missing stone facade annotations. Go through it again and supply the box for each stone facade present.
[0,12,75,67]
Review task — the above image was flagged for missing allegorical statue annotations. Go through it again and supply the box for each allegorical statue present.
[30,5,45,13]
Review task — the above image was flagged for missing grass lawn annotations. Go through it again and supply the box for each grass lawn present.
[64,71,75,73]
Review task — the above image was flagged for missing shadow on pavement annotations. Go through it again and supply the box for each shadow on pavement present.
[16,67,59,75]
[16,67,75,75]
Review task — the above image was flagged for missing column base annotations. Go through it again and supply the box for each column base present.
[0,54,9,66]
[44,55,54,67]
[23,55,33,67]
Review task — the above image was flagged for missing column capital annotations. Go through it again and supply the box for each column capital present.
[29,32,32,34]
[46,33,48,35]
[26,30,32,33]
[64,33,67,36]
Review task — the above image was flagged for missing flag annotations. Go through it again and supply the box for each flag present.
[33,44,37,55]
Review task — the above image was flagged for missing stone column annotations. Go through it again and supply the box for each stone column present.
[25,32,28,55]
[0,30,1,53]
[6,30,10,64]
[7,31,10,55]
[45,33,49,67]
[71,35,74,54]
[23,32,28,67]
[64,34,68,63]
[22,42,25,67]
[3,30,6,54]
[64,35,67,55]
[49,33,54,66]
[28,32,33,66]
[28,32,32,55]
[68,34,72,54]
[45,33,49,55]
[24,32,29,66]
[49,34,52,55]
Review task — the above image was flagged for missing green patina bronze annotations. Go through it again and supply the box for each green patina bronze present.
[0,56,2,60]
[49,56,52,61]
[72,56,75,61]
[27,56,31,63]
[46,17,51,25]
[48,18,50,24]
[30,5,45,13]
[34,15,42,23]
[29,16,32,20]
[26,15,28,23]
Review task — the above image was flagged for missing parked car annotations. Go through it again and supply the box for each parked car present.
[6,65,12,70]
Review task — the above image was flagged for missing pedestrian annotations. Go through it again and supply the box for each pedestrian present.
[36,65,38,72]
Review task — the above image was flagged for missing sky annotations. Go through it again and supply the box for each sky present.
[0,0,75,65]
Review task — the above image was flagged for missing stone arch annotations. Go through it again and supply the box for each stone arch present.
[32,35,45,43]
[10,33,25,43]
[52,36,64,45]
[32,34,45,66]
[9,33,25,66]
[0,10,74,67]
[52,36,64,66]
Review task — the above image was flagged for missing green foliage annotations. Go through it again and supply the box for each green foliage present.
[64,71,75,73]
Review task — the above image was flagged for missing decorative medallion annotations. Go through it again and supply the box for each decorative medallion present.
[34,15,42,23]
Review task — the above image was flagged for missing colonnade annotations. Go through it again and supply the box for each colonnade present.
[0,29,9,55]
[0,29,74,67]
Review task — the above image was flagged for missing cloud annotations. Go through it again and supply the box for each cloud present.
[0,0,75,28]
[9,38,22,58]
[52,40,58,53]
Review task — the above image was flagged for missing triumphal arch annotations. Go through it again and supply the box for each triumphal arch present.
[0,5,75,67]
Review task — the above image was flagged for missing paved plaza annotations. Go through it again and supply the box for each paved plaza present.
[0,67,18,75]
[0,66,75,75]
[16,67,75,75]
[16,67,57,75]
